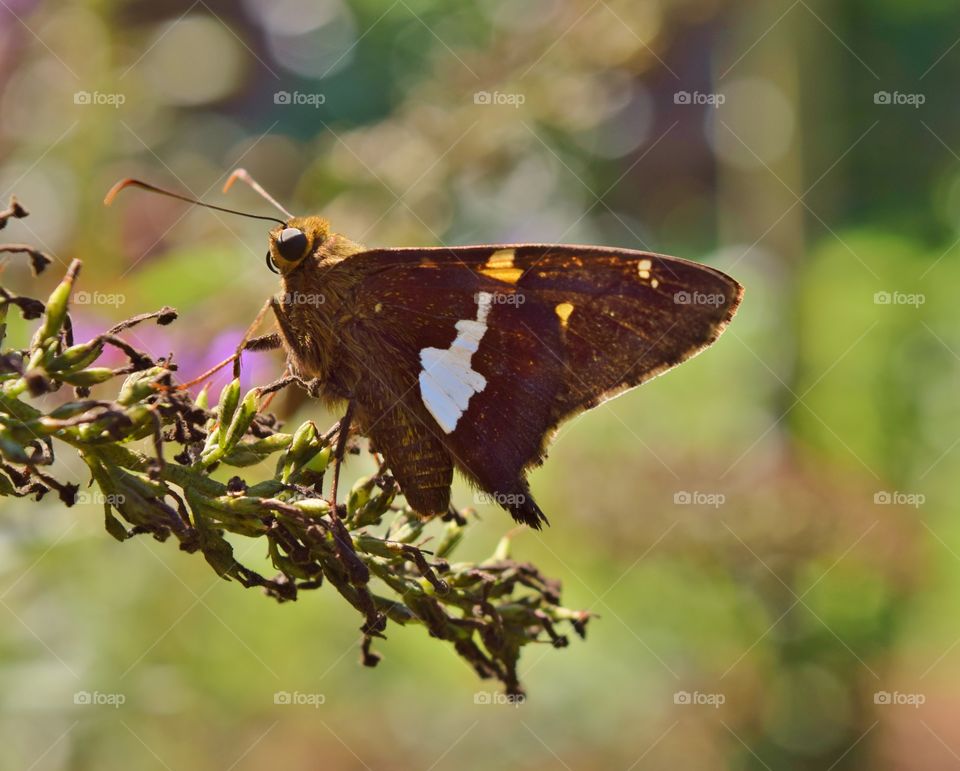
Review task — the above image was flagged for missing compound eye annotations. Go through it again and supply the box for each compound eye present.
[277,227,308,262]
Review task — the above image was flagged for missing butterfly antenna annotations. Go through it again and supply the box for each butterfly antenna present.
[104,178,287,226]
[223,168,295,220]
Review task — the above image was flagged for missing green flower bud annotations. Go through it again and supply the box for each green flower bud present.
[194,384,210,411]
[244,434,292,454]
[221,445,267,467]
[48,339,104,374]
[0,431,29,463]
[391,516,425,544]
[289,421,319,458]
[278,422,329,482]
[216,379,241,445]
[33,261,79,345]
[491,534,512,562]
[348,475,375,516]
[435,522,464,559]
[117,367,165,405]
[304,445,331,473]
[349,476,396,527]
[47,400,100,420]
[221,388,259,451]
[62,368,114,386]
[292,498,331,517]
[0,470,16,496]
[103,506,130,542]
[112,467,166,499]
[245,480,286,498]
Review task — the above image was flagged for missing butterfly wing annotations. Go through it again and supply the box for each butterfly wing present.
[352,383,454,518]
[339,244,742,526]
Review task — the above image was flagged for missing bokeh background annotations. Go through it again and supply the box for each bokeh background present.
[1,0,958,768]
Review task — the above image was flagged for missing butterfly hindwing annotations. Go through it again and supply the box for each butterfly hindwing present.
[353,383,453,518]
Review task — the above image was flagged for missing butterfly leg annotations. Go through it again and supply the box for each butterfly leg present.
[243,333,281,352]
[316,402,375,590]
[256,372,322,397]
[231,298,275,379]
[329,401,356,515]
[172,300,276,390]
[328,403,358,542]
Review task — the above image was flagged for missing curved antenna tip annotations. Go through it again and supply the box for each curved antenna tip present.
[104,178,139,206]
[222,168,248,194]
[221,167,294,219]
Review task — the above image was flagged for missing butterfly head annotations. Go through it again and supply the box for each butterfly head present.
[266,216,330,275]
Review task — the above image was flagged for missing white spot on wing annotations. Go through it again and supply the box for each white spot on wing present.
[418,292,493,433]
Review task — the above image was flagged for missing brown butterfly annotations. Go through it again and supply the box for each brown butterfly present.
[106,172,743,528]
